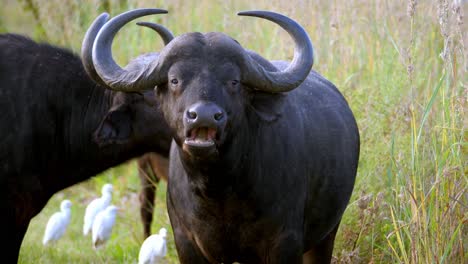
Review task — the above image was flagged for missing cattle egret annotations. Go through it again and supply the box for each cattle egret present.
[92,205,119,249]
[42,199,72,245]
[83,183,113,236]
[138,228,168,264]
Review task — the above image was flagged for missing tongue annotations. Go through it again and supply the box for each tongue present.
[191,127,217,142]
[197,128,207,140]
[207,128,217,140]
[184,127,217,150]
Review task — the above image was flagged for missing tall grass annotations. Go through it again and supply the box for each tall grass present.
[1,0,465,263]
[382,1,466,263]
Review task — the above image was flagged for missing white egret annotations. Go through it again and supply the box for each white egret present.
[92,205,119,249]
[42,199,72,245]
[83,183,113,236]
[138,227,168,264]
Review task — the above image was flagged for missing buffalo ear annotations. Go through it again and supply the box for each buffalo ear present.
[93,106,133,146]
[249,91,285,122]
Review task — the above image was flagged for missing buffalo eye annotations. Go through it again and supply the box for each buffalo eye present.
[170,79,179,85]
[227,79,240,94]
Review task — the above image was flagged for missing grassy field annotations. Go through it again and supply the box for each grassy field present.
[1,0,466,263]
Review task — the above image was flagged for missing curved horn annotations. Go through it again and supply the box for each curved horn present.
[136,22,174,45]
[238,11,314,93]
[92,8,169,92]
[81,13,110,87]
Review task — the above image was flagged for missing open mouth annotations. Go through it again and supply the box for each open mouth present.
[184,127,218,148]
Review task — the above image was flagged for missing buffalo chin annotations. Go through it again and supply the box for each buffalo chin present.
[183,139,219,158]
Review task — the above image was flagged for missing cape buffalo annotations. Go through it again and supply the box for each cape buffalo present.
[88,9,360,264]
[0,9,172,262]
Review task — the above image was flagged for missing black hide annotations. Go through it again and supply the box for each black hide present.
[154,33,360,263]
[0,34,172,262]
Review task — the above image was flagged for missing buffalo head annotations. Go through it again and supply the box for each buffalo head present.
[81,9,174,147]
[87,9,313,160]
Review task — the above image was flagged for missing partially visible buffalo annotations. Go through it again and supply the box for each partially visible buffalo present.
[88,9,360,264]
[0,9,172,262]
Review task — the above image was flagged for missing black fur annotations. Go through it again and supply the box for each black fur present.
[0,34,172,262]
[155,32,360,263]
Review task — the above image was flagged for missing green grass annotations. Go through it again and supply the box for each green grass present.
[2,0,466,263]
[19,161,179,263]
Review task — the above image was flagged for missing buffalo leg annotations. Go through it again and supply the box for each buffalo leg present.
[302,222,340,264]
[137,156,158,238]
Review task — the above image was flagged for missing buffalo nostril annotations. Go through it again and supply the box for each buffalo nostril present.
[214,112,224,121]
[187,110,197,120]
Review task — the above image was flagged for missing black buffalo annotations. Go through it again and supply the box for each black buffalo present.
[88,9,360,264]
[0,9,172,262]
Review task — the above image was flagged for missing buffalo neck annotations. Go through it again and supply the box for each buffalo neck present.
[47,82,141,194]
[177,116,257,199]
